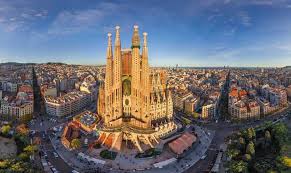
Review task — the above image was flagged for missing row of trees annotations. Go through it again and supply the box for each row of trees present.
[0,113,33,124]
[226,122,290,173]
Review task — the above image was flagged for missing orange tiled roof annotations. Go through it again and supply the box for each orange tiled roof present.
[239,90,247,97]
[229,88,238,97]
[168,132,197,155]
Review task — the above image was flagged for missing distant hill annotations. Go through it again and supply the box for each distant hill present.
[46,62,67,65]
[1,62,21,65]
[0,62,36,65]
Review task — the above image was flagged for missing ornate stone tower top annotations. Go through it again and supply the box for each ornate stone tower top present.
[106,33,112,58]
[142,32,148,59]
[115,26,121,46]
[143,32,148,47]
[131,25,140,48]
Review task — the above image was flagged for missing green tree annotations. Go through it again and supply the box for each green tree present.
[192,112,200,119]
[271,123,288,152]
[246,128,256,141]
[18,152,29,161]
[227,148,240,159]
[281,156,291,168]
[1,125,11,135]
[70,138,81,149]
[0,160,10,169]
[243,154,252,162]
[23,145,37,155]
[10,161,25,172]
[272,123,288,142]
[229,160,248,173]
[246,141,255,156]
[262,121,272,129]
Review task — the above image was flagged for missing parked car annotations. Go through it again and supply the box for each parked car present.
[53,152,59,158]
[201,155,207,160]
[51,167,58,173]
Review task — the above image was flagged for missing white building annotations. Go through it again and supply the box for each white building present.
[45,91,90,117]
[80,82,97,101]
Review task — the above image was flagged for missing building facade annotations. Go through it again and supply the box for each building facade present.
[45,91,90,117]
[0,101,33,120]
[184,97,200,114]
[172,90,193,111]
[201,100,217,119]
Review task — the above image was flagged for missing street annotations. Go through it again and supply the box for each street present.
[36,131,73,173]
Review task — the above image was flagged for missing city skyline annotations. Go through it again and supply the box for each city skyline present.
[0,0,291,67]
[0,2,291,172]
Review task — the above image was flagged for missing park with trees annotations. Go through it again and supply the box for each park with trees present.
[225,121,291,173]
[0,124,41,173]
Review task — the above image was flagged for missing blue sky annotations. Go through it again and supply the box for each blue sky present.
[0,0,291,67]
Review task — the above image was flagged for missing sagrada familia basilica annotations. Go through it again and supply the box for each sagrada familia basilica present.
[97,25,177,152]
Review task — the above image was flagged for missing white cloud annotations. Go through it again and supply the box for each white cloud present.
[274,43,291,53]
[48,2,118,35]
[224,28,236,36]
[251,0,273,6]
[238,11,252,27]
[0,1,48,32]
[224,0,231,4]
[207,13,223,21]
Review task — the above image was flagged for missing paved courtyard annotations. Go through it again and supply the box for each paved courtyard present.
[51,125,214,173]
[0,136,17,160]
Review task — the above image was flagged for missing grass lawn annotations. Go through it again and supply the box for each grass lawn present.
[135,148,161,158]
[100,149,117,160]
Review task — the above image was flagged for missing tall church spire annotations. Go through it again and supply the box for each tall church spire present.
[113,25,122,86]
[141,32,150,125]
[142,32,149,90]
[113,25,122,118]
[105,32,113,122]
[105,32,113,88]
[131,25,141,119]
